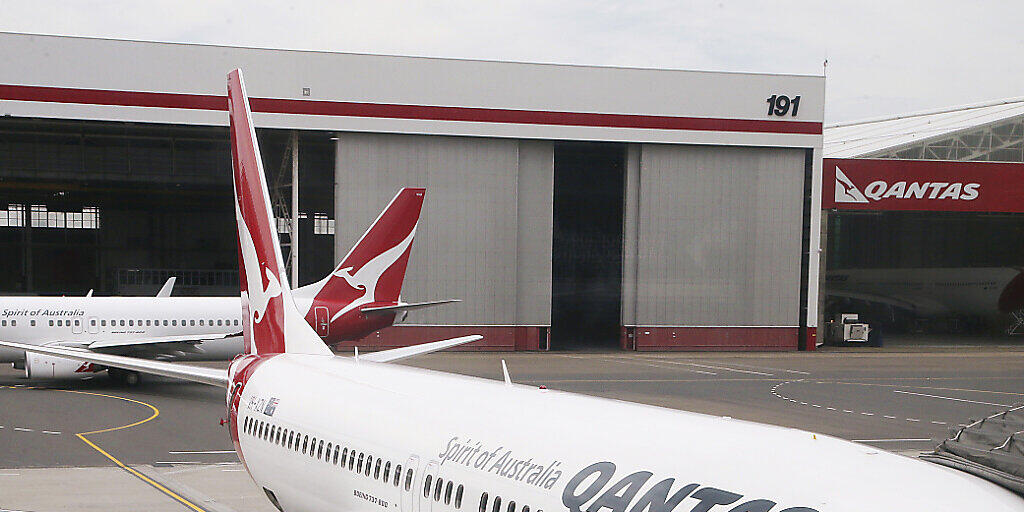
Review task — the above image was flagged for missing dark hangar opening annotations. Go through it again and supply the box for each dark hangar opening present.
[550,142,626,350]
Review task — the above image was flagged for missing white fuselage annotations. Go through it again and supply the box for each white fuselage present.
[0,296,242,363]
[233,355,1024,512]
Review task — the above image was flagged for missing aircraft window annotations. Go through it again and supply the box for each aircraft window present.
[405,468,413,491]
[49,320,54,326]
[277,428,283,445]
[1,320,5,326]
[190,320,196,326]
[455,485,464,509]
[100,320,106,326]
[522,506,529,512]
[234,319,239,326]
[358,453,365,473]
[492,496,502,512]
[181,319,186,325]
[74,320,80,326]
[365,456,372,476]
[445,481,453,505]
[303,435,309,454]
[120,320,125,326]
[424,475,433,498]
[374,459,381,479]
[318,440,324,460]
[90,320,96,326]
[164,320,168,326]
[349,450,356,470]
[218,320,223,326]
[333,445,340,464]
[434,478,443,502]
[326,442,331,456]
[507,501,515,512]
[341,448,348,466]
[172,320,177,326]
[145,320,150,326]
[137,319,142,325]
[129,320,134,326]
[258,421,263,438]
[288,431,294,449]
[479,493,489,512]
[384,461,391,482]
[10,320,14,327]
[265,425,271,441]
[31,320,36,326]
[394,464,402,487]
[246,417,251,433]
[208,319,213,325]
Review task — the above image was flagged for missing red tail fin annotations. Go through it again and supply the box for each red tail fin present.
[227,69,329,356]
[335,187,424,303]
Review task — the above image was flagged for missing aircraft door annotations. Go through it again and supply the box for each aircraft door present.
[314,306,330,337]
[88,317,99,334]
[420,460,439,512]
[401,455,420,512]
[72,319,83,334]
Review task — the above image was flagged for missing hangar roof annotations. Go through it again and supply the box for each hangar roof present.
[824,98,1024,162]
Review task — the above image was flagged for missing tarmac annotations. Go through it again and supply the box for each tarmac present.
[1,346,1022,511]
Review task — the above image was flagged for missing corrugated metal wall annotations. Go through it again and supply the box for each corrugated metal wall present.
[334,133,552,326]
[626,144,805,327]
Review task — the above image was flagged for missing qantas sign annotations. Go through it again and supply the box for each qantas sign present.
[823,158,1024,212]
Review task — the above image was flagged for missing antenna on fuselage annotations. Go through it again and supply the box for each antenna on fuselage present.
[501,359,512,386]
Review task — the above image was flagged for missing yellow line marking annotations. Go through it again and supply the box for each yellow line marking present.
[11,388,209,512]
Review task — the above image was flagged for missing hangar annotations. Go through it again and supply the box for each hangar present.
[823,99,1024,341]
[0,33,825,351]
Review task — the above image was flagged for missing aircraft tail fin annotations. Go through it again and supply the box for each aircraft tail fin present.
[227,69,330,357]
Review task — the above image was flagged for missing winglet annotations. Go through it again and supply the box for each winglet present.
[360,335,482,363]
[156,277,176,297]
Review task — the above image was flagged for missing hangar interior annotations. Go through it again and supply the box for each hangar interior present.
[0,117,336,296]
[823,100,1024,340]
[0,32,825,351]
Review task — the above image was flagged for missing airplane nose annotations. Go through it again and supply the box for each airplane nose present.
[997,270,1024,313]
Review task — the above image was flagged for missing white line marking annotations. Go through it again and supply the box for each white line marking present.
[861,412,874,416]
[684,362,772,376]
[931,421,947,425]
[811,404,821,408]
[883,415,897,419]
[907,418,920,422]
[168,450,236,454]
[894,390,1010,407]
[13,428,32,432]
[0,472,21,476]
[222,469,245,472]
[826,407,836,411]
[703,361,810,375]
[599,357,717,375]
[852,438,933,443]
[41,430,61,435]
[843,410,854,413]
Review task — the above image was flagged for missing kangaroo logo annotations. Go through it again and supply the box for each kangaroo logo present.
[835,166,869,203]
[236,200,282,324]
[329,224,417,322]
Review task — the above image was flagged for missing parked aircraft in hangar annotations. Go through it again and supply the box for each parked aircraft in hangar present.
[0,185,456,383]
[1,70,1021,512]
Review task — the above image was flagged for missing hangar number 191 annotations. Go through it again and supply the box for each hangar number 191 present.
[766,94,801,116]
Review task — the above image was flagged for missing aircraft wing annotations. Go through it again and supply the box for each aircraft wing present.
[0,339,227,387]
[360,299,460,315]
[360,335,482,363]
[87,332,241,350]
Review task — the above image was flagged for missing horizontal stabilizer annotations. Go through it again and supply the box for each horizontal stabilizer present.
[360,335,482,363]
[0,339,227,387]
[360,299,460,315]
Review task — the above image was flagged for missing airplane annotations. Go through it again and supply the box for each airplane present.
[0,185,456,384]
[2,69,1021,511]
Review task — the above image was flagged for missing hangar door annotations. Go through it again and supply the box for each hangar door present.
[623,145,807,349]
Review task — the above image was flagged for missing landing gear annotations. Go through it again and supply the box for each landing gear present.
[108,368,141,386]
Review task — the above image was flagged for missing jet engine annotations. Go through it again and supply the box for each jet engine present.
[24,353,101,380]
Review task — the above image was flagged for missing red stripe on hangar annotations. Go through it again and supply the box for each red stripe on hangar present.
[0,84,822,135]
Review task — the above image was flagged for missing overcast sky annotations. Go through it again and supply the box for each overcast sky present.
[3,1,1022,123]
